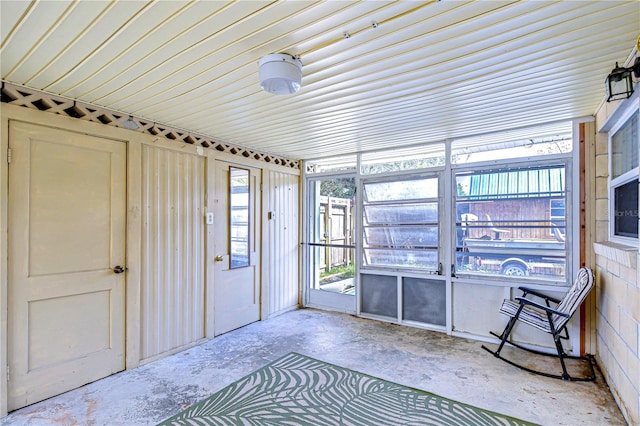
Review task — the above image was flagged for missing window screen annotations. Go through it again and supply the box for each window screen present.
[362,176,439,272]
[455,165,567,280]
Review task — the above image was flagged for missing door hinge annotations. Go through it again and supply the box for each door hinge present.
[7,148,11,164]
[6,365,10,382]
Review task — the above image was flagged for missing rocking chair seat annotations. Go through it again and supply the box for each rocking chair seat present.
[482,267,595,381]
[499,299,567,334]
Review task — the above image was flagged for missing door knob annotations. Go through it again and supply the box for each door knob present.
[113,265,127,274]
[214,255,224,262]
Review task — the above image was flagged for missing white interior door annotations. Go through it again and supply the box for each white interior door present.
[213,161,261,336]
[7,122,126,410]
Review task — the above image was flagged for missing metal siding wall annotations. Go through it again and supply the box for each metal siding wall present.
[141,145,205,360]
[268,170,300,316]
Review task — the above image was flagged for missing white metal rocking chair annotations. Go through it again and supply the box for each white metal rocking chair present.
[482,267,596,381]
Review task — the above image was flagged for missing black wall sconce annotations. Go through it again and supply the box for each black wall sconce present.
[605,57,640,102]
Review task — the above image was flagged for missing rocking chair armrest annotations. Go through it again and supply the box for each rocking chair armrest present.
[514,297,570,317]
[517,286,561,304]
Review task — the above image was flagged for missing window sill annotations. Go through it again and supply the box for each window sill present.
[593,241,637,267]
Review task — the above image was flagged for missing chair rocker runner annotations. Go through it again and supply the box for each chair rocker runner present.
[482,267,596,381]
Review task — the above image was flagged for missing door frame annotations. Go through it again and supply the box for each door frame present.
[0,104,145,417]
[6,121,129,411]
[209,158,263,336]
[1,106,10,418]
[302,173,357,314]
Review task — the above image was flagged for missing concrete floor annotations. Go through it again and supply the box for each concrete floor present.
[0,308,625,425]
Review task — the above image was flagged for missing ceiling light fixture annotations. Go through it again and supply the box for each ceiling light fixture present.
[605,57,640,102]
[122,115,139,130]
[258,53,302,95]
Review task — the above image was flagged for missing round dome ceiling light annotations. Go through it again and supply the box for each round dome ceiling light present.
[258,53,302,95]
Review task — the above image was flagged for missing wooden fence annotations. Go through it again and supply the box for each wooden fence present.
[319,196,354,272]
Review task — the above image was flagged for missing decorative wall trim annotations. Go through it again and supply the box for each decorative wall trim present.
[1,82,299,170]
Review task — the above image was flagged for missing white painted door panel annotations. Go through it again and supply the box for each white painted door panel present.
[213,161,261,336]
[7,122,126,410]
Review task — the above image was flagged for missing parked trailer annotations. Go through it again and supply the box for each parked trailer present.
[461,237,565,276]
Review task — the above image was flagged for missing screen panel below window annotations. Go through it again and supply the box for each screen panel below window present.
[403,277,445,326]
[360,274,397,318]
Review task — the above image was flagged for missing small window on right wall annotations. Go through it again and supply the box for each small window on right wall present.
[609,105,639,242]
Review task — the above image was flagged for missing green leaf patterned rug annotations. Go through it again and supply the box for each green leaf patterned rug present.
[158,352,537,425]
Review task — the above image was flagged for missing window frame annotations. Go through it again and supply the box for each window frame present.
[229,166,251,269]
[360,172,443,274]
[452,160,572,284]
[608,101,639,245]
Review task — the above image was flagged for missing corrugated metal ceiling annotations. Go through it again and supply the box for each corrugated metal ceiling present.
[1,1,638,160]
